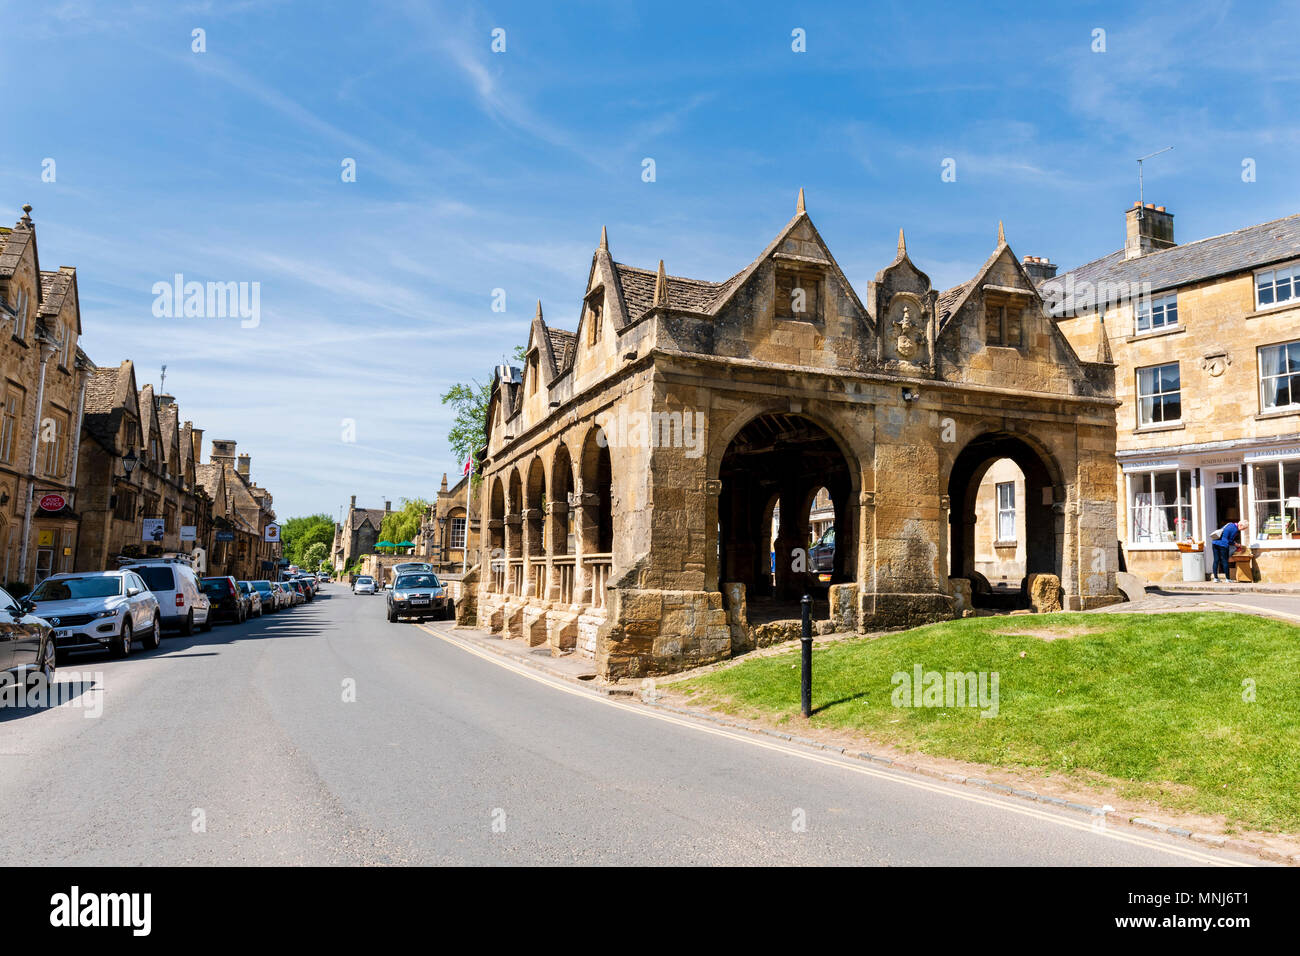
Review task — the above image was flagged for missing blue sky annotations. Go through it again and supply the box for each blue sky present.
[2,0,1296,520]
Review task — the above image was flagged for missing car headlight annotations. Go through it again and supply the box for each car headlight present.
[393,591,409,601]
[95,606,123,618]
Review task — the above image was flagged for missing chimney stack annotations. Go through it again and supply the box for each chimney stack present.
[1125,202,1176,259]
[385,500,392,513]
[237,454,250,478]
[210,439,236,467]
[189,425,203,463]
[1022,254,1058,284]
[350,495,357,510]
[157,393,175,407]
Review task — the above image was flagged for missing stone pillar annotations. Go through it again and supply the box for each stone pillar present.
[703,478,722,590]
[504,513,522,594]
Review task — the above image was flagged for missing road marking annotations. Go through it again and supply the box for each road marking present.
[417,623,1248,866]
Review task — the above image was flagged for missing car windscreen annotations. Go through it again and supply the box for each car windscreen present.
[395,574,440,589]
[134,567,177,591]
[251,581,272,592]
[200,580,230,595]
[356,577,373,583]
[31,576,123,600]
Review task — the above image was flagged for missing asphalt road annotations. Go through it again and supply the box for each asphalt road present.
[0,587,1258,866]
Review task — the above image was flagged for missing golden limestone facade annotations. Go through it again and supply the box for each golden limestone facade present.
[1049,204,1300,582]
[475,196,1121,679]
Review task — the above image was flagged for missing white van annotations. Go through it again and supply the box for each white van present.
[122,557,212,634]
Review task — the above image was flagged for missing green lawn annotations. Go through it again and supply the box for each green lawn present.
[673,613,1300,833]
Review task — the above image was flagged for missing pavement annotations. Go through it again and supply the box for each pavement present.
[0,587,1265,865]
[1094,585,1300,622]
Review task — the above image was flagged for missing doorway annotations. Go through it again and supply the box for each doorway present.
[1204,469,1242,574]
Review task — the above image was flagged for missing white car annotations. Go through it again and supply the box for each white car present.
[122,557,212,634]
[353,576,376,595]
[28,570,163,661]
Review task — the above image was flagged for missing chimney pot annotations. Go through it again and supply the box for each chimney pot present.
[1125,202,1175,259]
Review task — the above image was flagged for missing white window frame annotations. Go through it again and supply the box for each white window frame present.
[995,482,1016,543]
[1136,292,1178,334]
[449,516,467,550]
[1247,457,1300,546]
[1256,261,1300,311]
[1259,340,1300,412]
[1136,362,1182,427]
[1126,467,1196,548]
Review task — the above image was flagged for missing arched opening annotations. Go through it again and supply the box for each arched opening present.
[524,456,547,596]
[717,413,855,622]
[507,468,524,594]
[488,477,505,592]
[580,427,613,554]
[948,433,1062,610]
[549,443,575,556]
[970,458,1025,590]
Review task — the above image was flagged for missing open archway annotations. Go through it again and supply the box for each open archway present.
[717,412,856,620]
[948,432,1063,608]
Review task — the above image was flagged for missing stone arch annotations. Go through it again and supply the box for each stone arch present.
[946,430,1065,607]
[714,410,860,607]
[549,441,576,556]
[579,425,614,554]
[488,476,506,591]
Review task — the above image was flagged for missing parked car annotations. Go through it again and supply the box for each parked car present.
[809,526,835,573]
[386,571,452,622]
[123,557,212,634]
[201,576,250,624]
[249,579,283,612]
[353,575,376,595]
[27,570,162,662]
[237,581,263,617]
[1,584,56,687]
[285,579,312,603]
[391,562,433,579]
[294,576,317,599]
[281,580,305,606]
[316,572,329,583]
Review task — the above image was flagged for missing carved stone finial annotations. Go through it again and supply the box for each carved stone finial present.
[796,187,806,215]
[653,259,669,307]
[897,227,906,256]
[535,299,543,321]
[599,225,608,251]
[997,220,1006,244]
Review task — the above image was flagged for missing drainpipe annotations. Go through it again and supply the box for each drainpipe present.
[20,335,59,582]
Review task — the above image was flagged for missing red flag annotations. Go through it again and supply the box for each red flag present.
[463,458,472,476]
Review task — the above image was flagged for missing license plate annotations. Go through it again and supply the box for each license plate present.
[411,598,430,605]
[55,629,70,639]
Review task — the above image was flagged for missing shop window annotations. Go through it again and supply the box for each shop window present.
[1130,469,1193,543]
[1252,460,1300,540]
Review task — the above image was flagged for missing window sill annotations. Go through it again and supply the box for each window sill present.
[1249,540,1300,549]
[1125,543,1190,551]
[1126,325,1184,343]
[1255,408,1300,421]
[1246,301,1300,320]
[992,540,1018,549]
[1133,422,1186,435]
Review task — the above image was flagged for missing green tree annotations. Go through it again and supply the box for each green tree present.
[378,498,429,546]
[302,541,328,569]
[280,514,335,566]
[440,344,524,486]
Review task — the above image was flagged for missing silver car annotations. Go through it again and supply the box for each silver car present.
[27,570,163,661]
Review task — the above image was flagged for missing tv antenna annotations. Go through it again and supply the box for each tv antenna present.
[159,363,167,392]
[1136,147,1173,218]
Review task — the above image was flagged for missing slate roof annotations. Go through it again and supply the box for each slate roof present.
[0,223,32,279]
[937,282,969,324]
[82,362,133,449]
[612,263,727,318]
[546,327,576,373]
[1045,211,1300,315]
[37,268,72,316]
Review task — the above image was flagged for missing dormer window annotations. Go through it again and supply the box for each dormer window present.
[775,268,822,322]
[984,295,1023,347]
[585,289,604,346]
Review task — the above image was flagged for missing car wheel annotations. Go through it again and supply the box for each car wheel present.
[110,624,132,658]
[141,615,162,650]
[27,643,54,693]
[200,612,213,633]
[181,610,194,636]
[387,606,398,623]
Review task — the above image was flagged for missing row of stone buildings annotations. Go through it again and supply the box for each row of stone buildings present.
[0,204,280,588]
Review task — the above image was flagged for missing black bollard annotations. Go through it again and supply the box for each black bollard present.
[800,593,812,718]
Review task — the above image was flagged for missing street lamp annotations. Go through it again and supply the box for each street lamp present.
[437,515,447,568]
[122,448,138,477]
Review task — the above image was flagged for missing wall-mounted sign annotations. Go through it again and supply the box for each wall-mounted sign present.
[216,530,235,542]
[142,518,166,543]
[38,493,66,512]
[37,530,55,547]
[180,525,197,542]
[264,523,280,543]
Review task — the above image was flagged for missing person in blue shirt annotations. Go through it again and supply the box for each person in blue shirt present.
[1211,519,1248,581]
